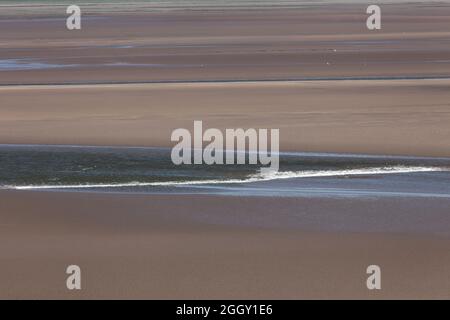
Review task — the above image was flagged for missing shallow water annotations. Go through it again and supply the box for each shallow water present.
[1,144,450,198]
[0,59,78,71]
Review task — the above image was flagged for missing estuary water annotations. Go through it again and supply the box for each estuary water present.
[1,144,450,198]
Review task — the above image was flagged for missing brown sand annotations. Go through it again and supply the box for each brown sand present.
[1,4,450,84]
[0,190,449,299]
[1,79,450,157]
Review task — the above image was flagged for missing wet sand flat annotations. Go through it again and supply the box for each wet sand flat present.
[1,3,450,84]
[1,190,449,299]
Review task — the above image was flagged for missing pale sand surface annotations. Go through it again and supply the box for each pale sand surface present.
[1,79,450,157]
[0,190,449,299]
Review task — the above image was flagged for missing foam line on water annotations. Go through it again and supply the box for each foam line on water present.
[3,166,446,190]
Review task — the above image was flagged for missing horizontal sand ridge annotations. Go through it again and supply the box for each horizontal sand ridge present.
[4,32,450,48]
[1,77,450,89]
[1,79,450,157]
[1,1,439,9]
[1,76,450,88]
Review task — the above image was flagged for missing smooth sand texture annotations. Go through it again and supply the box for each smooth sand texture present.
[1,190,449,299]
[1,79,450,157]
